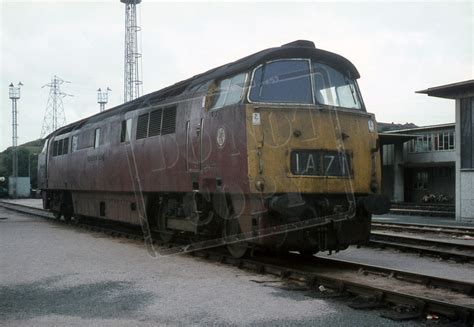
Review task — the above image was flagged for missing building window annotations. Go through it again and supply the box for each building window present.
[434,167,453,178]
[408,139,414,153]
[413,171,428,190]
[433,131,455,151]
[414,135,432,152]
[94,128,100,149]
[461,97,474,169]
[382,144,394,166]
[407,130,455,153]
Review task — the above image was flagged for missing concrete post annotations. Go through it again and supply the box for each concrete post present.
[393,143,405,202]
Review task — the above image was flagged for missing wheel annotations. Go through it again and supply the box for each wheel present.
[157,201,175,243]
[223,218,248,258]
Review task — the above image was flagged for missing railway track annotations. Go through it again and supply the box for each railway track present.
[370,221,474,263]
[1,200,473,324]
[389,203,455,218]
[372,221,474,238]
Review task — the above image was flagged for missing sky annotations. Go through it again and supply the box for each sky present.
[0,0,472,152]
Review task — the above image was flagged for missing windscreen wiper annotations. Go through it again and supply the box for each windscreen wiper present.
[345,77,358,105]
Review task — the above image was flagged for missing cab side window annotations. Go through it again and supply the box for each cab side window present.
[120,119,132,142]
[210,73,246,110]
[94,128,100,148]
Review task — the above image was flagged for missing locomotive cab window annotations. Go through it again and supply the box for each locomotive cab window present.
[120,119,132,142]
[210,73,247,110]
[52,140,58,156]
[313,63,362,110]
[51,137,69,156]
[249,59,312,104]
[41,140,48,154]
[94,128,100,148]
[62,138,69,155]
[57,139,64,155]
[71,135,78,152]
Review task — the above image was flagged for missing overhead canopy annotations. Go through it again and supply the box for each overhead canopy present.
[416,79,474,99]
[378,133,417,146]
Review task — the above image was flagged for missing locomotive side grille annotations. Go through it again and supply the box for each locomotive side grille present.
[161,106,177,135]
[136,113,149,139]
[148,108,163,137]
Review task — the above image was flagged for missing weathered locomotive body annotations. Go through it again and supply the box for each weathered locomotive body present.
[38,40,389,256]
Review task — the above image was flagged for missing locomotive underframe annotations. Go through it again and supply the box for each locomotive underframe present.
[43,188,373,254]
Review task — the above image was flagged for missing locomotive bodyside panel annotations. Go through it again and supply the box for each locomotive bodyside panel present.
[199,104,250,194]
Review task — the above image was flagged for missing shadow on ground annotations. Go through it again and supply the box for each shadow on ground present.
[0,275,154,320]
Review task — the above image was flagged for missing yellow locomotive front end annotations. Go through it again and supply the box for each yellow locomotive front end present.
[234,44,389,255]
[246,106,380,197]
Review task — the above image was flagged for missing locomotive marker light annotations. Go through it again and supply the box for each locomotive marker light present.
[252,112,261,125]
[368,119,375,132]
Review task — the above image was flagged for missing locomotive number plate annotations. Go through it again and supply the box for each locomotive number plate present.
[291,150,351,176]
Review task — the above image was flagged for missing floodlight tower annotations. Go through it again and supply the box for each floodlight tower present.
[97,87,112,112]
[9,82,22,198]
[121,0,143,103]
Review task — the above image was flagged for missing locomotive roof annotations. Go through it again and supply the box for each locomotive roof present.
[49,40,361,138]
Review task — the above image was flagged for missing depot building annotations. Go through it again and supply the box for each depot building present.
[380,80,474,223]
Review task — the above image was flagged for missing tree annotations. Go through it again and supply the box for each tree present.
[0,140,43,190]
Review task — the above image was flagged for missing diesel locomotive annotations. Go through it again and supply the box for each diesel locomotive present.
[38,40,389,257]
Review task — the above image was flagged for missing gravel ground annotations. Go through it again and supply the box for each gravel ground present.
[0,207,421,326]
